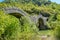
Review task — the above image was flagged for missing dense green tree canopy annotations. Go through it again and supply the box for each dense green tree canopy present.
[3,0,51,5]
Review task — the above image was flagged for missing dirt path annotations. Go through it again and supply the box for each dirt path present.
[37,35,55,40]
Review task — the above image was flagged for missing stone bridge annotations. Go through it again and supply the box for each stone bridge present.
[3,7,49,30]
[3,7,29,17]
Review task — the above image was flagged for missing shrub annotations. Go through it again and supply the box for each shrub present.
[0,11,39,40]
[19,16,39,40]
[0,11,21,40]
[54,21,60,40]
[54,14,60,40]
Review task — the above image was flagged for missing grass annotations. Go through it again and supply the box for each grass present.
[38,30,53,36]
[37,30,55,40]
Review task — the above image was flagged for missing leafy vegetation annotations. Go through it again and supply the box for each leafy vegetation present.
[0,11,39,40]
[19,16,39,40]
[0,11,21,40]
[0,0,60,40]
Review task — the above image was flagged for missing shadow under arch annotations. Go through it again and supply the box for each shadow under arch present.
[9,12,26,27]
[9,13,23,18]
[38,18,51,30]
[38,18,45,30]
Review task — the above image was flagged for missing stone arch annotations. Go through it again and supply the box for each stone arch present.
[37,14,49,30]
[3,7,31,27]
[9,13,22,18]
[3,7,28,18]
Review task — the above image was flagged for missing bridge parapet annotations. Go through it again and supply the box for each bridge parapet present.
[3,7,28,16]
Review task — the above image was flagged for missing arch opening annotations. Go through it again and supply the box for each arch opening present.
[38,18,46,30]
[9,13,25,26]
[9,13,23,18]
[37,18,51,30]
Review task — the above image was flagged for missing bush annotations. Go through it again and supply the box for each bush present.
[0,11,21,40]
[54,25,60,40]
[19,16,39,40]
[0,11,39,40]
[54,14,60,40]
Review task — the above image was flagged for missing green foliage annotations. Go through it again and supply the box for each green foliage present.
[0,11,39,40]
[3,0,51,5]
[49,13,60,40]
[0,0,60,40]
[54,24,60,40]
[0,11,21,40]
[19,16,39,40]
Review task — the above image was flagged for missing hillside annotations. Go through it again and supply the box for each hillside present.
[0,0,60,40]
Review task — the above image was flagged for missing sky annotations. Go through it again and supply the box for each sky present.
[51,0,60,4]
[0,0,60,4]
[0,0,4,2]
